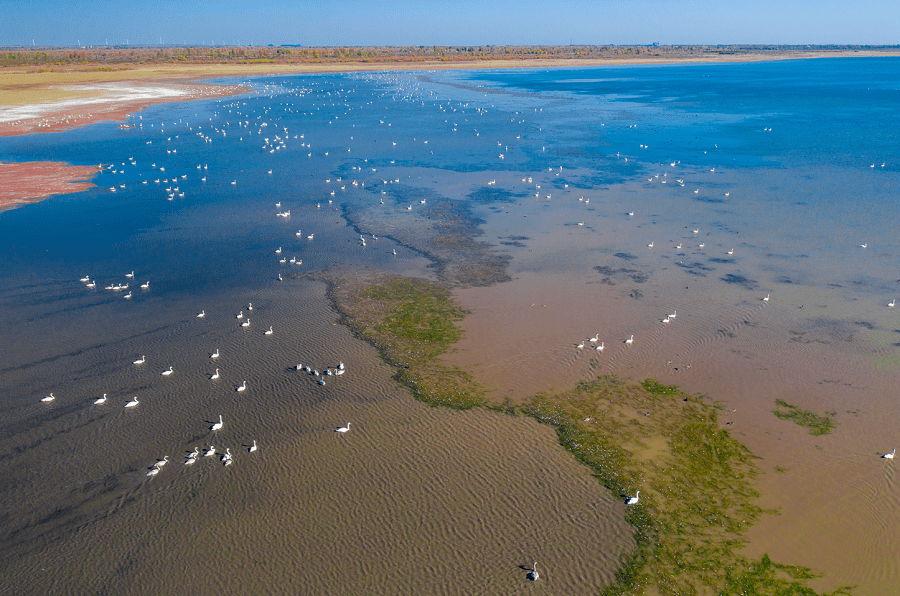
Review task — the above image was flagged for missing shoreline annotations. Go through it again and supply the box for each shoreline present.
[0,80,251,137]
[1,49,898,139]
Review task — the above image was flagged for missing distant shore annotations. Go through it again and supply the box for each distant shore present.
[2,46,899,138]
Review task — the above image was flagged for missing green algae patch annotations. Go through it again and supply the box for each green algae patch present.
[525,378,851,595]
[773,399,836,436]
[330,276,851,595]
[329,277,485,409]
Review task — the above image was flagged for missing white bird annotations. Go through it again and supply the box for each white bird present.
[576,341,585,349]
[727,248,734,255]
[889,299,896,308]
[249,440,258,452]
[264,326,273,335]
[625,335,634,345]
[211,348,220,359]
[626,491,640,505]
[528,562,539,581]
[763,294,770,302]
[185,456,197,465]
[595,342,605,352]
[154,456,169,469]
[670,311,676,318]
[94,393,108,404]
[210,368,220,380]
[146,468,160,477]
[335,422,351,433]
[197,310,206,318]
[211,415,224,431]
[133,355,145,365]
[125,397,139,408]
[141,281,150,289]
[204,446,216,457]
[41,393,55,402]
[241,319,250,328]
[125,271,134,278]
[859,243,867,249]
[590,333,599,343]
[236,310,243,319]
[248,302,253,311]
[161,366,174,376]
[275,247,282,254]
[881,448,895,459]
[236,381,247,392]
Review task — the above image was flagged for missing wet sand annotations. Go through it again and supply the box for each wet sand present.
[444,268,900,593]
[0,161,97,211]
[0,279,634,596]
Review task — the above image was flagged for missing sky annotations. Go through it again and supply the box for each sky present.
[1,0,898,48]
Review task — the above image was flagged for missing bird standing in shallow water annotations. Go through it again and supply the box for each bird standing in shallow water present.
[882,449,895,459]
[626,491,640,505]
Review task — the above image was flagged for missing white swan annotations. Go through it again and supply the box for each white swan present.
[185,456,197,465]
[236,310,243,319]
[125,397,139,408]
[249,440,258,452]
[889,299,896,308]
[248,303,253,311]
[241,319,250,327]
[133,355,145,365]
[41,393,55,402]
[590,333,599,343]
[625,335,634,345]
[763,294,770,302]
[528,562,539,581]
[211,415,224,431]
[146,467,160,477]
[154,456,169,469]
[161,366,174,376]
[210,349,220,359]
[125,271,134,278]
[94,393,108,404]
[197,310,205,318]
[141,281,150,289]
[882,449,895,459]
[236,381,247,392]
[335,422,351,433]
[264,326,273,335]
[595,342,605,352]
[204,446,216,457]
[626,491,640,505]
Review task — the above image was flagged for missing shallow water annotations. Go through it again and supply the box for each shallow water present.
[1,59,899,593]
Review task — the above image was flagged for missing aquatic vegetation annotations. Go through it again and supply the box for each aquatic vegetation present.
[329,277,484,409]
[334,276,851,595]
[773,399,836,436]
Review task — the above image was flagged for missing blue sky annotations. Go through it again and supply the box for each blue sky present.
[2,0,898,47]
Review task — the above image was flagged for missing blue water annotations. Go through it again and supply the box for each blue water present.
[1,58,899,594]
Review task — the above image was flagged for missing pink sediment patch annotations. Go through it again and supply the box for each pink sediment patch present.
[0,161,98,212]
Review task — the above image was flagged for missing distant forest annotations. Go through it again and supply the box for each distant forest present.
[2,44,897,68]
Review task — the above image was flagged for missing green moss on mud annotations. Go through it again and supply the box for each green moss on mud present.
[773,399,836,436]
[332,276,852,596]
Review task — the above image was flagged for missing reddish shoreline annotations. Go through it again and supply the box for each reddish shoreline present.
[0,81,250,138]
[0,161,99,212]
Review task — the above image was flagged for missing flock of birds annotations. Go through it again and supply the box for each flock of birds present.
[29,73,897,583]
